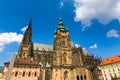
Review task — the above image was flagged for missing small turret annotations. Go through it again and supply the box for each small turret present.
[65,27,69,32]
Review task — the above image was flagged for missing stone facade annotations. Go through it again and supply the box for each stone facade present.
[3,17,100,80]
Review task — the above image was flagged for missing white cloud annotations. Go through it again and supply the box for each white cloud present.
[21,26,28,33]
[74,0,120,31]
[106,29,119,38]
[59,1,64,8]
[0,32,23,52]
[90,44,97,49]
[0,46,4,52]
[75,44,80,48]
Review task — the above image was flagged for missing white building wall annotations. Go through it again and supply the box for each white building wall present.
[101,62,120,80]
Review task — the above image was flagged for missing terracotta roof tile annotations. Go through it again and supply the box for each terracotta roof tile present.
[5,57,38,66]
[100,55,120,66]
[14,57,38,65]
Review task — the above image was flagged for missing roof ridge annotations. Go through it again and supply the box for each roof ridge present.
[33,42,53,46]
[100,55,120,66]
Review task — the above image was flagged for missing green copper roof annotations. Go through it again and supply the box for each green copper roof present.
[57,17,69,32]
[65,27,69,32]
[58,17,65,30]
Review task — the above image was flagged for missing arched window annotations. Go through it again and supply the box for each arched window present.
[28,71,31,77]
[84,75,86,80]
[45,70,50,80]
[34,71,37,77]
[64,71,68,80]
[15,71,18,77]
[77,75,79,80]
[72,53,80,66]
[63,53,67,63]
[80,75,83,80]
[22,71,25,77]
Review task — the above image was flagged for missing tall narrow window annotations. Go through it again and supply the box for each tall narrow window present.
[45,70,50,80]
[34,72,37,77]
[77,75,79,80]
[110,73,112,78]
[22,71,25,77]
[84,75,86,80]
[28,71,31,77]
[15,71,18,77]
[80,75,83,80]
[63,53,67,63]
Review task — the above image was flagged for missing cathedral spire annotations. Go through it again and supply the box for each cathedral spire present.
[58,17,65,30]
[28,19,32,30]
[23,19,32,44]
[17,19,33,58]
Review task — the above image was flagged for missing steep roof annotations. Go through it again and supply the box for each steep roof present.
[33,43,53,51]
[5,57,38,65]
[82,48,90,56]
[100,55,120,66]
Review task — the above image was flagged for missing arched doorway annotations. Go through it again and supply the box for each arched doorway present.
[45,70,50,80]
[64,71,68,80]
[80,75,83,80]
[77,75,79,80]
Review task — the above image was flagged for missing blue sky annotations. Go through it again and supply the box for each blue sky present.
[0,0,120,66]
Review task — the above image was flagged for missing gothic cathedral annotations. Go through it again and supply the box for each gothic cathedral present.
[3,17,100,80]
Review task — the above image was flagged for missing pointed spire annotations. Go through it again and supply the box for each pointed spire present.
[21,19,32,44]
[28,19,32,29]
[59,17,63,26]
[39,61,43,67]
[58,17,64,30]
[17,19,33,58]
[46,61,50,67]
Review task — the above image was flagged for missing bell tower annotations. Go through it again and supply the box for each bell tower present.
[53,17,72,66]
[17,19,33,58]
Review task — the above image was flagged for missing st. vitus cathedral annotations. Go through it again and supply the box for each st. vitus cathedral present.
[3,17,100,80]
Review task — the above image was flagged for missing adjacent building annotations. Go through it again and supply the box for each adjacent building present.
[3,17,100,80]
[100,55,120,80]
[98,70,103,80]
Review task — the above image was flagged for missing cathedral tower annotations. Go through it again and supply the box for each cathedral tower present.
[17,19,33,58]
[53,17,72,66]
